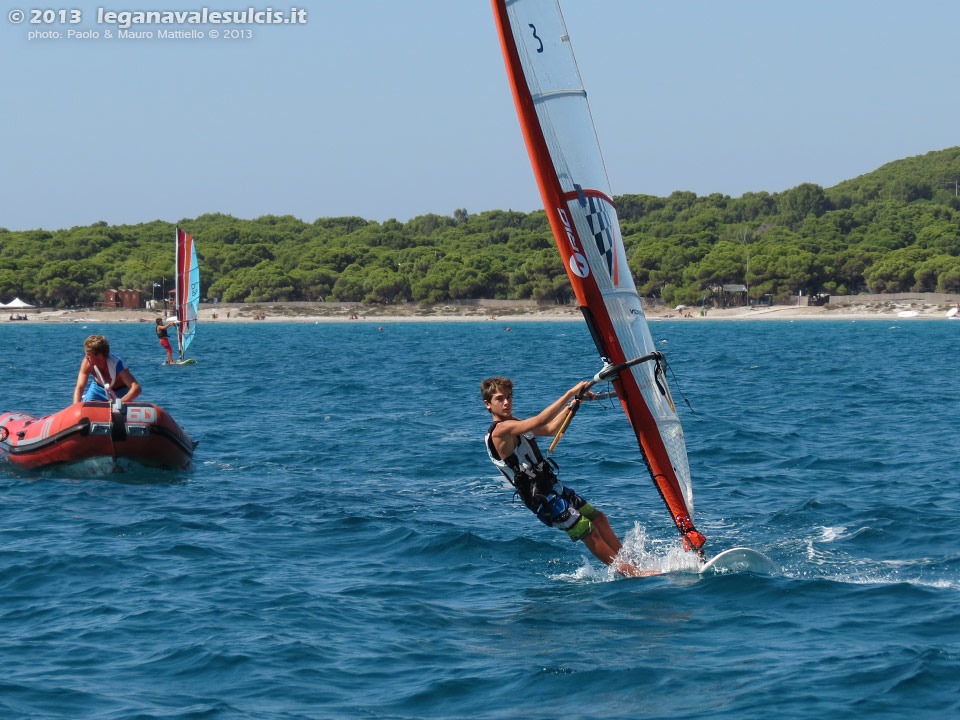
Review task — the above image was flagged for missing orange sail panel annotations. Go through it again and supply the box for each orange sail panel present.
[491,0,705,552]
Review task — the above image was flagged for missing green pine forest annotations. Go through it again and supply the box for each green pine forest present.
[2,148,959,308]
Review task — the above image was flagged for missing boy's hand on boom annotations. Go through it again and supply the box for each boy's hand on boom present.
[552,354,664,451]
[567,378,602,411]
[569,380,595,404]
[550,380,596,453]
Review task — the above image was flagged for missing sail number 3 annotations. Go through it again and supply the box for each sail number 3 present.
[528,24,544,52]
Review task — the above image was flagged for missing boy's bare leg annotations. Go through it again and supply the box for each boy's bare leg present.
[590,513,623,554]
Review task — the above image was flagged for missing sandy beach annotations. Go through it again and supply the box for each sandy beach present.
[7,298,960,325]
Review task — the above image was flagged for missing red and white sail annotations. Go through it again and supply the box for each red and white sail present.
[492,0,705,552]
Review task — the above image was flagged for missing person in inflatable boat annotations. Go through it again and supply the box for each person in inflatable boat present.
[73,334,142,404]
[482,376,654,577]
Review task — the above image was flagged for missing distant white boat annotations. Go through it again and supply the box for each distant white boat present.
[897,310,919,318]
[947,307,959,319]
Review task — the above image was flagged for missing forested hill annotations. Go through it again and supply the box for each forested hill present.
[2,147,959,307]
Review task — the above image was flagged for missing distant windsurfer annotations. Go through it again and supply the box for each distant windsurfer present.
[482,376,655,577]
[73,334,141,404]
[155,317,176,364]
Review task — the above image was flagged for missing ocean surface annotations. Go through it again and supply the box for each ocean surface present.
[1,318,958,719]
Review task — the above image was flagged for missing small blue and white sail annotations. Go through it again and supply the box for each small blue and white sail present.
[175,228,199,362]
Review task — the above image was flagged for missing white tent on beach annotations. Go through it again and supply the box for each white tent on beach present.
[2,297,35,308]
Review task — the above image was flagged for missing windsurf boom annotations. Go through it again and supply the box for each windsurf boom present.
[492,0,705,554]
[175,228,200,362]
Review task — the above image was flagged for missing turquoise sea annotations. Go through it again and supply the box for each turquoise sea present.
[1,318,958,719]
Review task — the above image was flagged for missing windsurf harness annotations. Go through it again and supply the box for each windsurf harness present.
[485,421,598,539]
[485,421,560,512]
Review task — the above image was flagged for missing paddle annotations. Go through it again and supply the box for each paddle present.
[548,352,664,453]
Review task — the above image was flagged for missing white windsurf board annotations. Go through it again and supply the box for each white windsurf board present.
[699,547,776,575]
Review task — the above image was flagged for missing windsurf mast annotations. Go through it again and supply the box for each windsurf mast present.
[492,0,705,555]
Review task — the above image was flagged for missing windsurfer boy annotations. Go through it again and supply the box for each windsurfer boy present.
[155,317,177,364]
[73,334,142,404]
[482,376,653,577]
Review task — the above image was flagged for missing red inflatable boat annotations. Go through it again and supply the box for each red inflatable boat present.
[0,401,197,475]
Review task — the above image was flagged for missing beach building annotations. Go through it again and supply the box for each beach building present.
[99,289,143,309]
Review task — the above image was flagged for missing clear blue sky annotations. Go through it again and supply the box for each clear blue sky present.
[3,1,958,231]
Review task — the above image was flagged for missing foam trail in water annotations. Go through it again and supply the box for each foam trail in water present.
[615,522,700,576]
[548,523,668,583]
